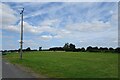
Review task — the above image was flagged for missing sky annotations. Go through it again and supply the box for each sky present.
[1,2,119,50]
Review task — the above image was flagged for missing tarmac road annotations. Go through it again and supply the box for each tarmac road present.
[2,59,35,78]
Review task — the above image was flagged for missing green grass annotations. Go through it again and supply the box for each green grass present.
[3,51,118,78]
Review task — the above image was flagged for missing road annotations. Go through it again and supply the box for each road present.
[2,59,36,78]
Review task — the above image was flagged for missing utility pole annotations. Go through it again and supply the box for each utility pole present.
[20,8,24,59]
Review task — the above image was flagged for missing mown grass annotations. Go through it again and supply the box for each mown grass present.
[3,51,118,78]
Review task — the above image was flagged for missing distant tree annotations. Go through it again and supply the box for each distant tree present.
[63,43,69,51]
[39,47,42,51]
[99,47,108,52]
[115,47,120,53]
[63,43,76,51]
[99,47,103,52]
[18,48,21,52]
[86,46,99,52]
[81,47,85,52]
[49,47,55,51]
[49,47,64,51]
[69,43,76,51]
[86,46,92,52]
[109,47,114,52]
[103,47,109,52]
[109,47,114,50]
[75,48,81,52]
[92,47,99,52]
[26,47,31,51]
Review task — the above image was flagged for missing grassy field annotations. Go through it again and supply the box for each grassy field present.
[3,51,118,78]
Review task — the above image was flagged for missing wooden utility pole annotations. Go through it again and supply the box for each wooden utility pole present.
[20,8,24,59]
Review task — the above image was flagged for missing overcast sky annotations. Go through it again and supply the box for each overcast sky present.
[1,2,118,50]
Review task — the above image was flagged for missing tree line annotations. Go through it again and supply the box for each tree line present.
[49,43,120,53]
[1,43,120,53]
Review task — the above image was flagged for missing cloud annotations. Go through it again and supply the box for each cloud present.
[22,21,40,34]
[2,2,118,50]
[1,3,18,28]
[65,20,112,32]
[54,35,63,38]
[110,10,118,26]
[3,25,19,32]
[24,3,65,19]
[40,35,53,40]
[2,2,116,34]
[17,39,39,49]
[2,20,55,34]
[24,40,38,47]
[1,0,119,2]
[40,19,60,26]
[40,34,64,40]
[2,18,71,40]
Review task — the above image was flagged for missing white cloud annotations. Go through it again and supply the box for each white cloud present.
[2,18,71,40]
[1,3,18,28]
[21,19,61,34]
[40,19,60,26]
[40,35,64,41]
[111,11,118,25]
[2,2,118,49]
[3,25,19,32]
[22,21,40,34]
[54,35,63,39]
[40,35,53,40]
[24,40,38,47]
[17,39,39,49]
[65,20,112,32]
[40,34,64,40]
[54,29,71,39]
[24,3,66,19]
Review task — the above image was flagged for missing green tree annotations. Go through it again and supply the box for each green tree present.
[63,43,76,51]
[69,43,75,51]
[26,47,31,51]
[63,43,69,51]
[39,47,42,51]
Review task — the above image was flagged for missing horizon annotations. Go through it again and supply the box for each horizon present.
[1,44,119,51]
[1,2,118,50]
